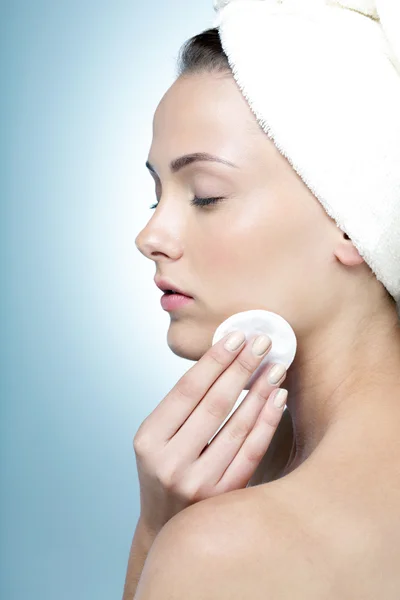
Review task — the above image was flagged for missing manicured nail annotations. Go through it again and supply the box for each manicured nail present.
[251,334,272,356]
[273,389,288,409]
[224,330,246,351]
[268,364,287,385]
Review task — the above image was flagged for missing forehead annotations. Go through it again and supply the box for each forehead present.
[149,72,261,163]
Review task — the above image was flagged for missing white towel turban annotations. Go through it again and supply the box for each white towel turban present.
[211,0,400,317]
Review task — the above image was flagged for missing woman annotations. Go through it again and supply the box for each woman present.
[123,2,400,598]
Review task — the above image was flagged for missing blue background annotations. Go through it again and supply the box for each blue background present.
[1,2,214,598]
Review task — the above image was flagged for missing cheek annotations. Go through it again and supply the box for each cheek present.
[191,212,270,289]
[192,187,321,283]
[207,200,303,269]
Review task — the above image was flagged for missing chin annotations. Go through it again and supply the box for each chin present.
[169,345,203,361]
[166,325,212,362]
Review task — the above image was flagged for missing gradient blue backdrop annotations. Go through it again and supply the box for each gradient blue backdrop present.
[0,2,215,598]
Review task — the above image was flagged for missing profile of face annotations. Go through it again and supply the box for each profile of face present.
[135,72,366,361]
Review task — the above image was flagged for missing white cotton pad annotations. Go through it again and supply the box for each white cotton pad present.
[212,309,297,391]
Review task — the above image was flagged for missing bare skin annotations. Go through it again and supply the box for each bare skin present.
[134,69,400,596]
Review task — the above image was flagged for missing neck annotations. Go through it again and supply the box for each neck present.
[284,302,400,471]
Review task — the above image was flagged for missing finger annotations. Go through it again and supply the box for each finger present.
[138,331,248,444]
[215,387,288,493]
[193,364,287,487]
[167,333,273,462]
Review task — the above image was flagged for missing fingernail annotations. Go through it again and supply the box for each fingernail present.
[251,334,272,356]
[273,389,288,409]
[224,330,246,351]
[267,363,287,385]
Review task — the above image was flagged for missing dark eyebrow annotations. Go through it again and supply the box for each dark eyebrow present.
[145,152,238,175]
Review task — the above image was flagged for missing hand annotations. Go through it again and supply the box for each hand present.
[133,331,288,538]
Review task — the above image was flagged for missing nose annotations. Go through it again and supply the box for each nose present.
[135,224,182,262]
[135,191,187,261]
[135,229,157,260]
[135,230,145,256]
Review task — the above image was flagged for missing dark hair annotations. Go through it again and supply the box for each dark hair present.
[176,27,230,77]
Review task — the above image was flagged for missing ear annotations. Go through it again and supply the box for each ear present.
[334,232,365,266]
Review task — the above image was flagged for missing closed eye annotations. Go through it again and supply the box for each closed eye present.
[149,197,225,210]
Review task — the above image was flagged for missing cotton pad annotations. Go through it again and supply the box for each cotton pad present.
[212,309,297,391]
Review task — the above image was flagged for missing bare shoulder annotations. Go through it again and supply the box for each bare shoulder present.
[135,485,301,599]
[136,476,400,600]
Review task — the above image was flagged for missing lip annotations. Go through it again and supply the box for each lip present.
[160,292,194,311]
[154,277,193,298]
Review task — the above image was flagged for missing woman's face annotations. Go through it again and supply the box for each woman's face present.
[135,72,343,360]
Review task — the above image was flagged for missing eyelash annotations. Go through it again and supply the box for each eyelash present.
[149,197,224,210]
